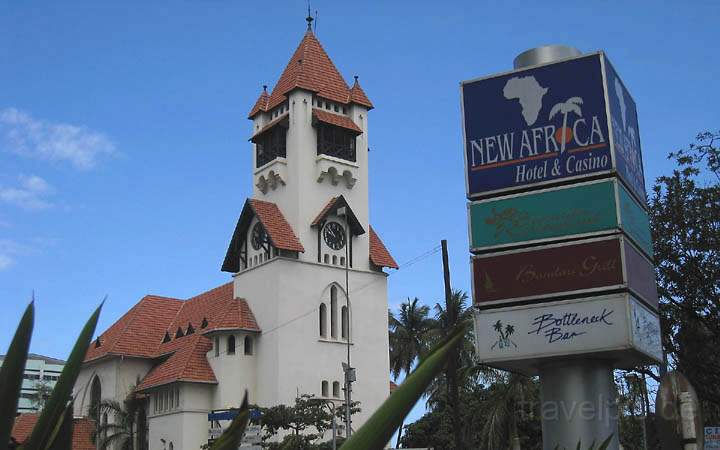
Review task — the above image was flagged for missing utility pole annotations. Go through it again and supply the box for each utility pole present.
[338,206,354,438]
[441,240,461,450]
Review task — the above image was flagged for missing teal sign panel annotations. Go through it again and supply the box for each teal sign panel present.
[468,179,653,258]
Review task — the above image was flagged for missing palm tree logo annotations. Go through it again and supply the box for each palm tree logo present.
[549,97,584,152]
[491,320,517,350]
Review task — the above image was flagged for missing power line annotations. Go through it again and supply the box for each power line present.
[259,244,442,336]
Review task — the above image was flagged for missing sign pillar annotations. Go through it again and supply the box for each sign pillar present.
[539,360,618,450]
[514,47,619,450]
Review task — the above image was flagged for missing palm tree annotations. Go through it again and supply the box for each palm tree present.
[388,297,435,448]
[549,97,583,152]
[428,290,475,449]
[92,391,145,450]
[480,371,535,450]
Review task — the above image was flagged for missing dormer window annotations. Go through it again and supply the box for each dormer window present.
[317,123,356,162]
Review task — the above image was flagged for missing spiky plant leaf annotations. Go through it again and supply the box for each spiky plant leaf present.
[48,402,75,450]
[23,302,103,450]
[596,435,613,450]
[209,391,249,450]
[340,323,467,450]
[0,302,34,447]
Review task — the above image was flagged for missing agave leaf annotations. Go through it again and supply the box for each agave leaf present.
[46,402,74,450]
[0,302,34,447]
[209,391,249,450]
[597,435,613,450]
[23,302,103,450]
[340,323,467,450]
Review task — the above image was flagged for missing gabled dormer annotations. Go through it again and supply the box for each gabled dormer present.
[311,195,365,268]
[222,199,305,273]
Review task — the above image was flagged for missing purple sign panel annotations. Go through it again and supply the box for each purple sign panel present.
[462,54,612,198]
[605,58,647,202]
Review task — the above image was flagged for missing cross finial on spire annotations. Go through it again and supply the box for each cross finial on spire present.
[306,2,313,30]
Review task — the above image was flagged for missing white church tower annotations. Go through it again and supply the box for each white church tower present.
[71,19,397,450]
[219,18,397,434]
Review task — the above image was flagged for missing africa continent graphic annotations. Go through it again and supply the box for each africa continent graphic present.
[503,76,548,126]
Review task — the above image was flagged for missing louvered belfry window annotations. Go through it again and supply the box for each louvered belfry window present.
[256,126,287,167]
[317,123,356,162]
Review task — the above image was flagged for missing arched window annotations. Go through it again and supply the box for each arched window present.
[322,380,329,397]
[90,376,101,419]
[330,286,338,339]
[341,306,349,340]
[333,381,340,398]
[244,336,254,355]
[214,336,220,357]
[169,443,174,450]
[227,335,236,355]
[319,303,327,337]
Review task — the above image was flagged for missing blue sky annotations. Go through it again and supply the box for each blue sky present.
[1,0,718,426]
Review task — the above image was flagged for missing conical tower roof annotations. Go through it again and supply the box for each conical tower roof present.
[248,30,373,118]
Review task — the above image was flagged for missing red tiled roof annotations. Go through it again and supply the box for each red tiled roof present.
[248,30,372,118]
[249,199,305,252]
[12,414,95,450]
[369,226,398,269]
[310,195,365,236]
[137,334,217,390]
[86,283,260,390]
[312,109,362,134]
[248,89,270,118]
[350,78,373,109]
[250,113,289,141]
[85,295,184,362]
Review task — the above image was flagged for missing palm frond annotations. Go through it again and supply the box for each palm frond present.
[549,103,563,120]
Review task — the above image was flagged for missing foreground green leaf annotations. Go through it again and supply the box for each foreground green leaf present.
[209,391,249,450]
[0,302,34,448]
[554,435,613,450]
[340,323,467,450]
[23,302,103,450]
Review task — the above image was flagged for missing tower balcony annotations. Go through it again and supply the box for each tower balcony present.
[316,154,358,189]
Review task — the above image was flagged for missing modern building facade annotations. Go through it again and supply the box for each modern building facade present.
[72,22,396,450]
[0,353,65,413]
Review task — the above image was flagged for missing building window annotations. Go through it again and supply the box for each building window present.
[244,336,254,355]
[175,387,180,408]
[333,381,340,398]
[227,335,236,355]
[332,255,338,265]
[330,287,338,339]
[215,336,220,357]
[90,376,101,419]
[340,256,345,266]
[255,126,287,167]
[169,443,174,450]
[322,381,329,397]
[341,306,349,340]
[319,303,327,337]
[317,123,356,162]
[324,254,329,264]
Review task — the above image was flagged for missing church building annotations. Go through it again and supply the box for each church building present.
[73,21,397,450]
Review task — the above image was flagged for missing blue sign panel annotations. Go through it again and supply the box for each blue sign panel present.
[462,53,612,198]
[604,58,647,203]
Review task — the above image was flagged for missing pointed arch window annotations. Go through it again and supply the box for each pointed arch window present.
[319,303,327,337]
[175,327,184,338]
[227,335,236,355]
[162,332,171,343]
[330,286,338,339]
[341,305,349,340]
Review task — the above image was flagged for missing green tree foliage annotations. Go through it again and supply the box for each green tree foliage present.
[92,389,145,450]
[388,297,435,446]
[649,131,720,422]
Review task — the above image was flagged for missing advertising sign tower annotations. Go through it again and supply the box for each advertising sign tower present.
[461,45,662,450]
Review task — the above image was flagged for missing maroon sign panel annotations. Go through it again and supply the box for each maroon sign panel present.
[473,236,658,309]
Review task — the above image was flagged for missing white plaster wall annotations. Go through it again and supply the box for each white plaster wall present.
[206,331,257,409]
[148,383,213,450]
[233,257,390,431]
[74,357,154,417]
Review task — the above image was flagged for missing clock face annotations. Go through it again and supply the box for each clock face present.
[251,223,267,250]
[323,221,346,250]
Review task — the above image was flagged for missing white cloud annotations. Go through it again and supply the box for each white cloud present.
[0,239,24,271]
[0,174,54,210]
[0,108,115,170]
